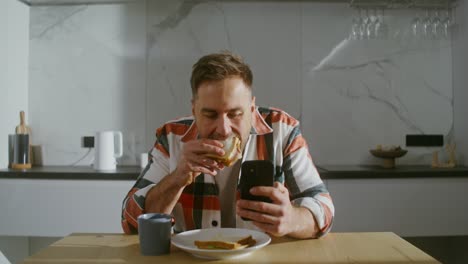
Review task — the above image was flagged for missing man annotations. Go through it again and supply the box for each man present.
[121,51,334,239]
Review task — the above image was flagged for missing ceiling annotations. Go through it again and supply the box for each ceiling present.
[17,0,456,7]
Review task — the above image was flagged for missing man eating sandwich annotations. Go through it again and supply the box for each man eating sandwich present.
[121,51,334,239]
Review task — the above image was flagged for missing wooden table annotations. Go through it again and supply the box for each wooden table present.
[22,232,440,263]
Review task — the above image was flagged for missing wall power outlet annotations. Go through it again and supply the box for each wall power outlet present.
[81,136,94,148]
[406,134,444,147]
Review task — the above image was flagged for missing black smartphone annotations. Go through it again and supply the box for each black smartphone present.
[239,160,274,203]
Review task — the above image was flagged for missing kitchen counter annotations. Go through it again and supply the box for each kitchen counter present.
[317,165,468,179]
[0,165,142,180]
[1,165,467,180]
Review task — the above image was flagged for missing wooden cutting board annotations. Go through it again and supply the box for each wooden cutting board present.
[13,111,33,169]
[15,110,32,135]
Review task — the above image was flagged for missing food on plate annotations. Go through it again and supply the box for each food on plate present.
[194,235,256,250]
[205,134,242,166]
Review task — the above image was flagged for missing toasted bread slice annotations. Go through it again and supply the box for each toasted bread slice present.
[194,240,247,250]
[205,134,242,167]
[194,235,256,250]
[236,235,256,247]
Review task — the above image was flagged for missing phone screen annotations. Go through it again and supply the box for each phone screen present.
[239,160,274,203]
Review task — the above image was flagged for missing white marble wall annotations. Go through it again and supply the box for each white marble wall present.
[301,4,452,165]
[453,0,468,166]
[30,3,147,165]
[29,1,454,166]
[0,0,29,169]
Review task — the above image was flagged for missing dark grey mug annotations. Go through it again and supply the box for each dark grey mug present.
[137,213,172,256]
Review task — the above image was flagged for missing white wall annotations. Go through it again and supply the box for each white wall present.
[453,0,468,166]
[29,3,147,166]
[0,0,30,169]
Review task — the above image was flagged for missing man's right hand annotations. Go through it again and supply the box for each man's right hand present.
[173,138,226,187]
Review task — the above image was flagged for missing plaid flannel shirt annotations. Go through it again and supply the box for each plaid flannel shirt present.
[121,106,334,237]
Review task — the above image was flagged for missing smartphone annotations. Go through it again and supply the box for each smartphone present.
[239,160,274,203]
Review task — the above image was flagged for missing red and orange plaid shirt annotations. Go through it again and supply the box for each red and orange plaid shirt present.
[121,106,334,237]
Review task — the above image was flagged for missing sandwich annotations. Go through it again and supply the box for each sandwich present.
[205,134,242,167]
[194,235,256,250]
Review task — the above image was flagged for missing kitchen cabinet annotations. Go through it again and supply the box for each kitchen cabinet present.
[1,168,467,263]
[327,177,468,237]
[1,171,467,237]
[0,166,138,263]
[0,178,134,237]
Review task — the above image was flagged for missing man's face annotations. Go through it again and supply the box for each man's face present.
[192,77,255,150]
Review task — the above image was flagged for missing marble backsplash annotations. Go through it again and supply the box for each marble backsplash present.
[29,1,453,166]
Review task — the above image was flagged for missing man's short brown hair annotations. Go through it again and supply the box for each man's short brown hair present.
[190,51,253,96]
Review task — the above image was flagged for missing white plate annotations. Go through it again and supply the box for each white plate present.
[171,228,271,260]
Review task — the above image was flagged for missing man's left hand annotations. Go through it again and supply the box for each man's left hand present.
[236,182,299,237]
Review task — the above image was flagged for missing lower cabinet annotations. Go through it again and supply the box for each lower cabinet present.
[0,236,60,264]
[0,179,134,237]
[0,178,134,263]
[1,177,468,263]
[326,177,468,237]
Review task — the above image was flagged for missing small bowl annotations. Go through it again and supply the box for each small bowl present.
[370,149,408,168]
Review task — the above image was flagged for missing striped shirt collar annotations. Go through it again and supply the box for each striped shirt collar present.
[181,107,273,142]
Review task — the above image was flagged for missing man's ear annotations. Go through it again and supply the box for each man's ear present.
[191,98,195,116]
[251,96,256,112]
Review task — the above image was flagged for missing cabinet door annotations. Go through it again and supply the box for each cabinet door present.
[0,179,134,237]
[327,177,468,237]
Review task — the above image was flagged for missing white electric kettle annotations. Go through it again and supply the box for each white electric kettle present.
[94,131,123,171]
